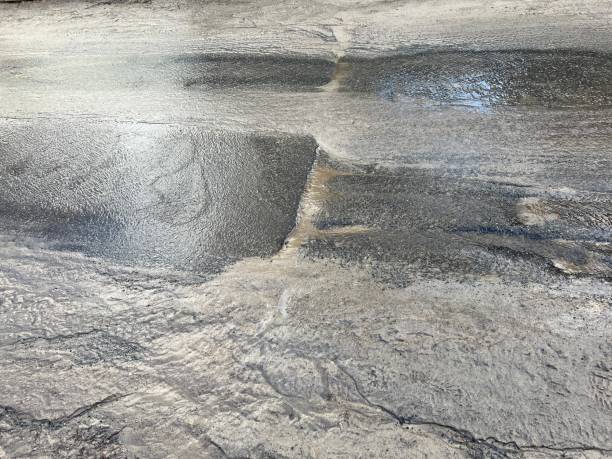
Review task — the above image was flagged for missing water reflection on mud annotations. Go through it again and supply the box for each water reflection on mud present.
[340,50,612,108]
[0,121,316,273]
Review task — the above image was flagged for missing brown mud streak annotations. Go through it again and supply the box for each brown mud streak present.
[320,60,352,93]
[279,150,368,256]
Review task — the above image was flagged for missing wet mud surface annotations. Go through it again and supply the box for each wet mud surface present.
[1,1,612,458]
[177,54,335,90]
[303,155,612,284]
[339,50,612,107]
[0,121,316,273]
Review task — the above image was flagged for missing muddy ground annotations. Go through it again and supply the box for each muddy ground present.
[0,1,611,458]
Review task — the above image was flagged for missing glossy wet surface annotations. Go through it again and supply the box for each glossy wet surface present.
[339,50,612,108]
[1,1,611,458]
[0,121,316,273]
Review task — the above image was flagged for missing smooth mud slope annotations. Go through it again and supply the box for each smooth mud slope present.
[0,120,317,273]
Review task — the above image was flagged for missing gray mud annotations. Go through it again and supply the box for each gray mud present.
[177,54,335,89]
[0,121,316,272]
[339,50,612,107]
[303,155,612,284]
[1,1,611,458]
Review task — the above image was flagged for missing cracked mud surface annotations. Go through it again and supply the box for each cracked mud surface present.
[1,1,611,458]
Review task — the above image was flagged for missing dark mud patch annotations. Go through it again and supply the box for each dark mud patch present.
[0,120,316,273]
[176,53,335,90]
[339,49,612,108]
[299,156,612,284]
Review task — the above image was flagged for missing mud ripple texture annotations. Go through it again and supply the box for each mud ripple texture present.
[0,0,611,458]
